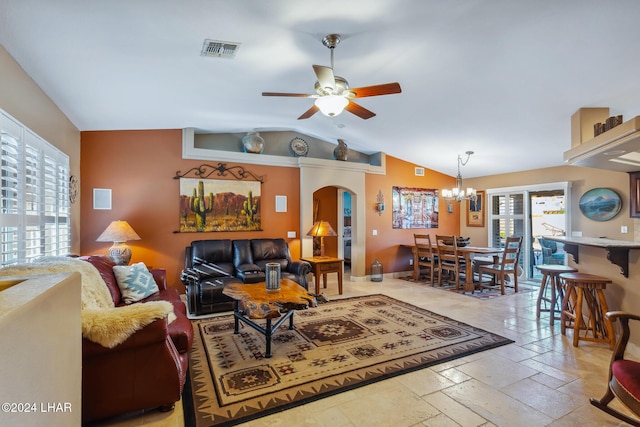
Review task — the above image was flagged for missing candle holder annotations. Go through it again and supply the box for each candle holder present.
[265,263,281,292]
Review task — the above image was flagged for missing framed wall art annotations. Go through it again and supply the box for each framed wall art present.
[174,163,264,232]
[630,172,640,218]
[178,177,262,232]
[391,186,438,229]
[579,187,621,221]
[466,190,485,227]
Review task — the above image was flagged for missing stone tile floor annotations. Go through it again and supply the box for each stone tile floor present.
[95,274,634,427]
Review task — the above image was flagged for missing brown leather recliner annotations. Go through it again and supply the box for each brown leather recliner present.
[80,256,193,423]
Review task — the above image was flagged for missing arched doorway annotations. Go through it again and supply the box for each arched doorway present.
[309,186,355,277]
[300,164,366,279]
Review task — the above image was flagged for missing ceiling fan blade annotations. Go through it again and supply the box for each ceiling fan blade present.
[313,65,335,91]
[262,92,315,97]
[297,105,319,120]
[348,82,402,98]
[344,101,376,120]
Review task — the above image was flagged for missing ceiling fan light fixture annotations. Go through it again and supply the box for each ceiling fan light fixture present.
[315,95,348,117]
[262,33,400,120]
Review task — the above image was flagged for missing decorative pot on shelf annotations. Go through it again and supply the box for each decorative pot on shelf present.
[333,139,348,161]
[242,132,265,154]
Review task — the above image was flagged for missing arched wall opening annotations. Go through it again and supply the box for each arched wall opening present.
[300,165,366,279]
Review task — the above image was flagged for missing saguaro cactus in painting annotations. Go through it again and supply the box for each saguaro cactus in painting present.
[190,180,213,231]
[242,190,258,227]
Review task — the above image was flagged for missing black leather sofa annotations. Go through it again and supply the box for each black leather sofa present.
[181,238,312,315]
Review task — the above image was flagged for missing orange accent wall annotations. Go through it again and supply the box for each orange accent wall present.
[80,130,301,289]
[365,155,459,275]
[80,130,457,290]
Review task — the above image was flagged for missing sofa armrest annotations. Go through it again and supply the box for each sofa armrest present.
[150,268,168,290]
[180,267,205,286]
[184,245,194,269]
[287,260,312,277]
[81,316,186,423]
[82,318,170,357]
[286,260,312,290]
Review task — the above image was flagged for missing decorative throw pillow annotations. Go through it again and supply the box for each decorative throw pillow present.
[113,262,159,304]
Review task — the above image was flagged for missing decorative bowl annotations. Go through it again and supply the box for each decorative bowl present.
[443,237,471,247]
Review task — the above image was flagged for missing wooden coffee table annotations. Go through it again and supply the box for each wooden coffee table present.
[222,278,316,357]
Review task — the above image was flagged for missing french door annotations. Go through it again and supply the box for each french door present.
[487,182,571,281]
[487,193,526,279]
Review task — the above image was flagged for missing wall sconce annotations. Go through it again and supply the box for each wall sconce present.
[376,190,384,216]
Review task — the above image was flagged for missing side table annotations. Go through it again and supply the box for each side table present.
[301,256,344,295]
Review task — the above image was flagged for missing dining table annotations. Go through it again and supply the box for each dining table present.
[403,244,503,293]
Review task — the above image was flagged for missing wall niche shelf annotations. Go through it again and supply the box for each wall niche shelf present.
[546,236,640,277]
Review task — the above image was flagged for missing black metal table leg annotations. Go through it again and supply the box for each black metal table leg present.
[233,300,240,334]
[265,318,272,358]
[232,308,296,358]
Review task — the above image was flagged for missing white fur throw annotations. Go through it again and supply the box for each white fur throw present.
[0,256,174,348]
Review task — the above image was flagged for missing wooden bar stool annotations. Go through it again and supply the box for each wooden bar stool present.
[559,272,615,349]
[535,264,577,326]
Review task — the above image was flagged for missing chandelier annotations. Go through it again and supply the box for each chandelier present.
[441,151,477,203]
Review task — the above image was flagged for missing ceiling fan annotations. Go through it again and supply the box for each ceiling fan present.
[262,34,402,120]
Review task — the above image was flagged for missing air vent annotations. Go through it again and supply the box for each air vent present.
[201,39,240,59]
[415,167,425,176]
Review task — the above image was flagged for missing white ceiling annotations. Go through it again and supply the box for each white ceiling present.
[2,0,640,178]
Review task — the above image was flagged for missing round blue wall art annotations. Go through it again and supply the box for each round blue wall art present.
[578,188,622,221]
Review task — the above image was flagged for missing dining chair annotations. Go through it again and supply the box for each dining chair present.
[478,236,523,295]
[413,234,438,285]
[590,311,640,426]
[435,235,465,289]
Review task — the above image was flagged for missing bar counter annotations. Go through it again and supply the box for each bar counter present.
[545,236,640,277]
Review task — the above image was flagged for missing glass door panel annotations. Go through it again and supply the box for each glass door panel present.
[488,183,569,281]
[530,190,566,280]
[489,193,525,278]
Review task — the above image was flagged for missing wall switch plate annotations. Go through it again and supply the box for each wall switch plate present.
[287,231,296,238]
[621,226,628,234]
[409,258,413,265]
[372,229,378,236]
[572,231,583,237]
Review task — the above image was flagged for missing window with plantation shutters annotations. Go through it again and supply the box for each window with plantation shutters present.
[0,109,70,266]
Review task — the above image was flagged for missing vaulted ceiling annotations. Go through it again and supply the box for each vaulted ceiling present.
[2,0,640,177]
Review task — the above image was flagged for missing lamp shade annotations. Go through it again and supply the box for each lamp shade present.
[96,220,141,242]
[306,220,337,237]
[307,220,337,258]
[315,95,348,117]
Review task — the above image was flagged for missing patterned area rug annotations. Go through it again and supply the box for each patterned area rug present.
[403,276,537,299]
[183,294,513,426]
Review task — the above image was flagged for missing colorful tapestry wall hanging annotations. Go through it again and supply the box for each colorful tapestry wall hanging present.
[392,186,439,229]
[178,177,262,232]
